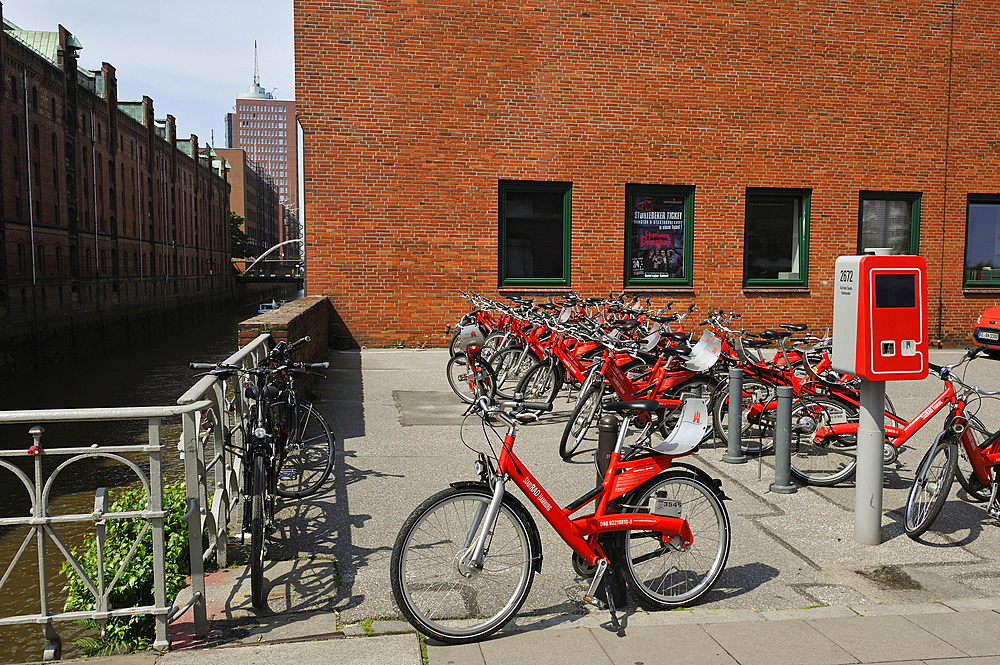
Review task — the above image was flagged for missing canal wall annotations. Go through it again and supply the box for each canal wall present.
[239,296,333,393]
[0,282,298,376]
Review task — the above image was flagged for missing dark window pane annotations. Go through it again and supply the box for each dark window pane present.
[966,202,1000,283]
[862,200,912,254]
[504,190,564,279]
[745,196,800,280]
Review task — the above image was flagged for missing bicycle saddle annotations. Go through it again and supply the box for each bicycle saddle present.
[779,323,808,332]
[761,329,793,340]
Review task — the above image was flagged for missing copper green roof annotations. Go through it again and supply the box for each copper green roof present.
[118,101,144,125]
[6,29,61,64]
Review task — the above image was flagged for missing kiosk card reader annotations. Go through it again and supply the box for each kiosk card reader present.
[831,254,928,382]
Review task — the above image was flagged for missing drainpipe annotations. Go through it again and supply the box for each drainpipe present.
[938,1,955,348]
[23,70,35,285]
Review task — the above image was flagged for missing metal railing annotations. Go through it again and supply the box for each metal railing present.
[175,333,272,640]
[0,333,273,661]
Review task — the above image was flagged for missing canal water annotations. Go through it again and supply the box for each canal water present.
[0,301,270,662]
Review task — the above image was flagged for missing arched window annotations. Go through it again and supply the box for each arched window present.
[16,243,25,276]
[36,244,45,276]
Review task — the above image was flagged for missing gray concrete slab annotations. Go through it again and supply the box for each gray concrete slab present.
[807,614,967,662]
[590,623,739,664]
[159,633,421,665]
[704,619,855,665]
[476,628,610,665]
[906,610,1000,658]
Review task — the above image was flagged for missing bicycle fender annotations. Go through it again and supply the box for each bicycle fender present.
[663,462,731,501]
[449,481,544,573]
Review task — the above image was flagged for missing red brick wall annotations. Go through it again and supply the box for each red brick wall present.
[295,0,1000,347]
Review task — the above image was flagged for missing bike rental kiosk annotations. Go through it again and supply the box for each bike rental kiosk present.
[831,251,928,545]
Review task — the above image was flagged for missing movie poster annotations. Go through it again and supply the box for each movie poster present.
[629,194,686,280]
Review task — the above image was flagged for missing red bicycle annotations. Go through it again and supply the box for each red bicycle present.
[904,347,1000,536]
[390,394,731,644]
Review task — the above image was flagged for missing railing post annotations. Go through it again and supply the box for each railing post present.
[723,367,748,464]
[770,386,797,494]
[210,382,229,568]
[147,420,169,651]
[29,426,62,662]
[181,411,208,639]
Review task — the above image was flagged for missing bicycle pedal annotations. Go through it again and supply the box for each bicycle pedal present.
[583,594,606,609]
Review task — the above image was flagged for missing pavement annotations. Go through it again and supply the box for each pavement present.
[28,347,1000,665]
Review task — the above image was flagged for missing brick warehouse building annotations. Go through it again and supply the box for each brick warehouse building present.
[0,12,233,332]
[295,0,1000,347]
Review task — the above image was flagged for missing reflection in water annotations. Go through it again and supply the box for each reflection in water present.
[0,303,264,662]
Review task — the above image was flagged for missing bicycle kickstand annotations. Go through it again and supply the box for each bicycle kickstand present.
[987,482,1000,521]
[582,559,621,630]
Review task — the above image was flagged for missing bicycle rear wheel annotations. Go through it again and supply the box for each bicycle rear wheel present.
[712,377,776,454]
[905,433,957,539]
[617,469,730,608]
[277,403,337,498]
[250,453,267,610]
[787,396,859,486]
[390,486,536,644]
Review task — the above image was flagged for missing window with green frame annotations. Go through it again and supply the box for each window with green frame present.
[498,181,571,287]
[624,184,694,287]
[964,194,1000,287]
[743,188,810,287]
[858,191,921,255]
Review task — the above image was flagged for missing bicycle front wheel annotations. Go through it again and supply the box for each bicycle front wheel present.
[618,470,731,608]
[391,486,537,644]
[955,416,992,502]
[491,346,538,399]
[905,434,958,539]
[559,384,604,459]
[250,453,267,610]
[446,353,497,403]
[277,403,337,498]
[787,396,859,486]
[515,360,562,412]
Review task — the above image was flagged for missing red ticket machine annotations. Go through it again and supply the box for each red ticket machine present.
[831,255,928,381]
[831,253,928,545]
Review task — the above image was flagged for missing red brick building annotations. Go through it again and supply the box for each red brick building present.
[295,0,1000,347]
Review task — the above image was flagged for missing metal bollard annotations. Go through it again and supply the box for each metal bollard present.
[723,367,748,464]
[597,414,619,481]
[770,385,797,493]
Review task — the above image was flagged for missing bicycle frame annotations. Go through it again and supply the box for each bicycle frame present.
[471,412,693,570]
[812,377,959,449]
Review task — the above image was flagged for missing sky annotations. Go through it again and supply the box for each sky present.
[3,0,295,147]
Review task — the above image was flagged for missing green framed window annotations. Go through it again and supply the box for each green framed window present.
[624,184,694,288]
[964,194,1000,287]
[499,180,571,287]
[743,188,810,288]
[858,191,921,255]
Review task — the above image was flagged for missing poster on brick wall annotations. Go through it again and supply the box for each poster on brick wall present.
[628,193,687,281]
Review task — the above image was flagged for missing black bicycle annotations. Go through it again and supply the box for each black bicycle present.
[192,337,337,609]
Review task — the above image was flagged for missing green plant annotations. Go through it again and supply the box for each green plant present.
[61,481,191,656]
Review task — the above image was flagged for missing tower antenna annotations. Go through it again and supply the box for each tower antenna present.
[254,40,260,86]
